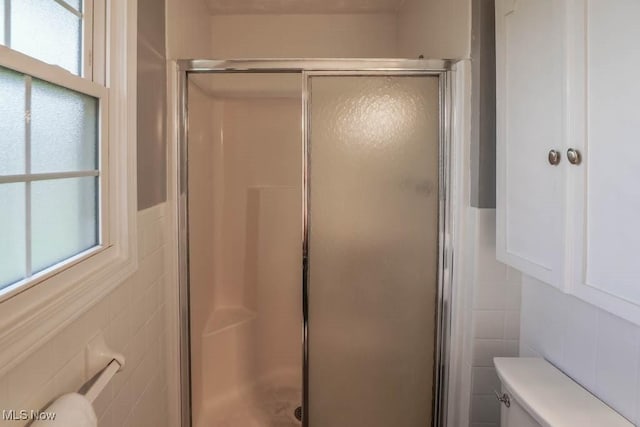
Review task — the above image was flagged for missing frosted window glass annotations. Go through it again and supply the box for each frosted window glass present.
[308,76,440,427]
[0,0,5,45]
[10,0,82,75]
[31,177,98,273]
[0,66,26,175]
[31,78,98,173]
[0,184,27,288]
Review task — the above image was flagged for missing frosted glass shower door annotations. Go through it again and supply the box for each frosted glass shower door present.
[307,75,441,427]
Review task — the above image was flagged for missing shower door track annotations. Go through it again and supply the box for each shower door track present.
[175,59,454,427]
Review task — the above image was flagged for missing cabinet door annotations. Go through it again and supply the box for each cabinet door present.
[567,0,640,323]
[495,0,567,286]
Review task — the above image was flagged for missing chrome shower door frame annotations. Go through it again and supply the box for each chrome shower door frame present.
[175,59,454,427]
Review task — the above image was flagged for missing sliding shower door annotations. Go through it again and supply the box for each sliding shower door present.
[306,74,441,427]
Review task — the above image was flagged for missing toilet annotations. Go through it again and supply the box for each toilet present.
[494,358,633,427]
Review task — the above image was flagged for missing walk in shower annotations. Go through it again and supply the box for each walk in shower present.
[177,60,453,427]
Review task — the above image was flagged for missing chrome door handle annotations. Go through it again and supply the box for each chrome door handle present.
[548,149,561,166]
[495,390,511,407]
[567,148,582,165]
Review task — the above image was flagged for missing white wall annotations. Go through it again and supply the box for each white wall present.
[465,209,521,427]
[210,14,397,58]
[397,0,471,59]
[521,276,640,424]
[0,206,170,427]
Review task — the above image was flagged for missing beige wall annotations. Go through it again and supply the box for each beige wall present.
[397,0,471,59]
[166,0,213,58]
[170,0,470,60]
[0,205,171,427]
[211,14,397,58]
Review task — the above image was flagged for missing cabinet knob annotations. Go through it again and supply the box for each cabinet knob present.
[548,149,561,166]
[567,148,582,165]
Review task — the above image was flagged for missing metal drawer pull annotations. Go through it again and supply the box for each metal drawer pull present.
[495,390,511,407]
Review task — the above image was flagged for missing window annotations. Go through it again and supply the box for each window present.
[0,0,110,298]
[0,0,135,373]
[1,0,92,76]
[0,67,103,291]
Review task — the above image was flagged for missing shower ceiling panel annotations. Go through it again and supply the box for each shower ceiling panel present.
[190,73,301,99]
[207,0,406,15]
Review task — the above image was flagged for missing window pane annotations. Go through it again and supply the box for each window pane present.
[31,177,98,274]
[0,0,5,45]
[31,78,98,173]
[0,66,26,175]
[0,183,26,289]
[10,0,82,75]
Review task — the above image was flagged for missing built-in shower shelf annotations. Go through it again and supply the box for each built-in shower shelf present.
[204,307,257,337]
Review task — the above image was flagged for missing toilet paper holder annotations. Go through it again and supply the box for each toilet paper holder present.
[82,333,125,403]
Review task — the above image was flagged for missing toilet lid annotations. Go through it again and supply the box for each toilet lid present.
[494,358,633,427]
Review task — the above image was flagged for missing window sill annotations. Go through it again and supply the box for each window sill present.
[0,233,137,377]
[0,246,108,304]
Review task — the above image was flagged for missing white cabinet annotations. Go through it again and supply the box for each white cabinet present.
[495,0,568,287]
[496,0,640,324]
[566,0,640,320]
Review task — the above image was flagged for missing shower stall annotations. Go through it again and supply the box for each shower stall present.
[177,60,453,427]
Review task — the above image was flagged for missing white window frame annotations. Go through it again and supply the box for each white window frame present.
[0,0,137,376]
[0,48,110,301]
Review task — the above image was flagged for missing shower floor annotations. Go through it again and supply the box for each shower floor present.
[200,370,301,427]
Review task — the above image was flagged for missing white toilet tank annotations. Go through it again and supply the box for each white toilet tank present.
[494,358,633,427]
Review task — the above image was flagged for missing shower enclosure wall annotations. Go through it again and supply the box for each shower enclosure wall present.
[179,60,452,427]
[187,74,303,426]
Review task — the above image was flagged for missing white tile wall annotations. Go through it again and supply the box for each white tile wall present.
[0,204,170,427]
[468,208,522,427]
[520,276,640,424]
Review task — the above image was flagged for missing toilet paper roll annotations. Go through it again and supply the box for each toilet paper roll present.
[31,393,97,427]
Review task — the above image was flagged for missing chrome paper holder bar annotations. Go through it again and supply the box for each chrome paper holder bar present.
[84,358,123,403]
[81,332,125,403]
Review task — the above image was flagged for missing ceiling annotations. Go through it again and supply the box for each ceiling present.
[206,0,406,15]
